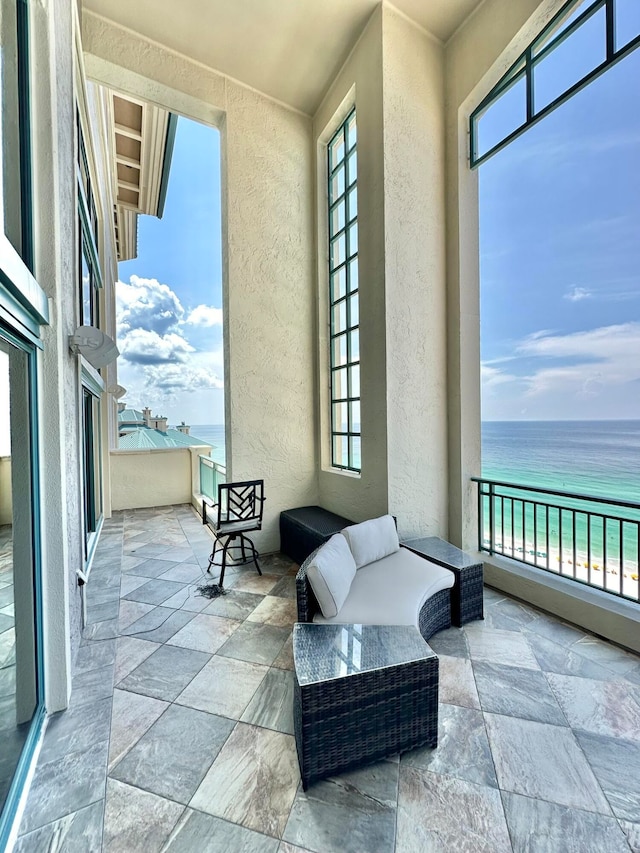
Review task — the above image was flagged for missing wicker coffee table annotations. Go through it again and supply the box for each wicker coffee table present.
[293,622,439,789]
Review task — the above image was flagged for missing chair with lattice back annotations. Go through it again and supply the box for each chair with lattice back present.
[202,479,265,587]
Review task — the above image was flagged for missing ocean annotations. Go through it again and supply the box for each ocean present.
[189,424,226,466]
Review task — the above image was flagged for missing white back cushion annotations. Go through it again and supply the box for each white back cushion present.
[342,514,399,568]
[306,533,357,618]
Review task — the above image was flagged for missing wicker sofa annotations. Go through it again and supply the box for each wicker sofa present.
[295,515,455,641]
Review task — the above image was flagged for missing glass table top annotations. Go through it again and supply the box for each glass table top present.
[293,623,436,685]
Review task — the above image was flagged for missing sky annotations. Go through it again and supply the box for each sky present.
[116,117,224,426]
[480,10,640,421]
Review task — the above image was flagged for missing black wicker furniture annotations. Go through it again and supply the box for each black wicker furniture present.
[296,546,452,642]
[293,622,439,789]
[401,537,484,627]
[280,505,354,566]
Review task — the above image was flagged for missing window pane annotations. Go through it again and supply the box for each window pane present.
[347,112,357,149]
[332,300,347,335]
[616,0,640,50]
[332,333,347,367]
[350,401,361,433]
[0,0,23,255]
[330,200,345,233]
[475,73,527,160]
[348,294,359,328]
[347,151,357,186]
[332,368,348,399]
[330,233,346,270]
[0,338,41,818]
[348,259,359,292]
[347,223,358,258]
[349,436,361,469]
[533,6,606,114]
[333,402,348,432]
[329,131,345,170]
[333,434,348,467]
[533,0,590,55]
[331,267,346,301]
[349,364,360,398]
[330,166,345,203]
[347,187,357,222]
[81,244,92,327]
[349,330,359,362]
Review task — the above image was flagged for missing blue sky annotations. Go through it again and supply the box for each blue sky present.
[480,18,640,420]
[116,117,224,425]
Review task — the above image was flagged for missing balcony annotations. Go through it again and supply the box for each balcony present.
[13,505,640,851]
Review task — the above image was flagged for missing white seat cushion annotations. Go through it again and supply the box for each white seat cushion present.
[342,514,399,569]
[313,547,454,628]
[306,533,357,619]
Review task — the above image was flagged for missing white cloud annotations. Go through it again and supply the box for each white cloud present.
[120,329,195,365]
[143,364,224,394]
[117,275,184,336]
[564,286,592,302]
[481,364,518,390]
[186,305,223,327]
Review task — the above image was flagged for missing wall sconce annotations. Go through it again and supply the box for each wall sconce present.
[69,326,119,369]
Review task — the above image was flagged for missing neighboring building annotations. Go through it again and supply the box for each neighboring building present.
[117,404,212,449]
[0,0,638,846]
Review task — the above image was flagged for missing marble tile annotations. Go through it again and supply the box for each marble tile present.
[484,713,611,814]
[576,730,640,821]
[176,655,268,719]
[525,615,586,647]
[190,723,299,838]
[502,791,630,853]
[260,553,299,576]
[118,600,155,631]
[426,626,469,659]
[625,663,640,686]
[166,613,239,654]
[103,778,184,853]
[269,575,297,600]
[69,663,115,708]
[40,696,112,764]
[246,596,298,628]
[438,655,480,709]
[157,562,205,584]
[154,545,195,563]
[162,586,213,612]
[114,636,161,684]
[203,590,263,621]
[401,703,497,788]
[14,800,105,853]
[279,844,313,853]
[546,673,640,742]
[217,621,290,666]
[20,740,109,834]
[108,689,169,771]
[241,668,295,734]
[120,555,148,572]
[526,631,620,681]
[121,606,196,643]
[120,574,151,597]
[473,661,566,725]
[82,618,119,641]
[118,644,211,701]
[482,586,506,604]
[283,761,398,853]
[164,808,279,852]
[228,572,281,595]
[74,638,117,674]
[124,557,180,578]
[396,767,511,853]
[111,703,234,804]
[465,624,540,669]
[272,633,295,671]
[122,578,187,606]
[571,635,640,675]
[619,820,640,852]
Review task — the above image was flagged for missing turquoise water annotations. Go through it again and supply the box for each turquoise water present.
[189,424,226,466]
[481,421,640,594]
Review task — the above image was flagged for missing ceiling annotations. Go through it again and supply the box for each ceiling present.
[83,0,484,114]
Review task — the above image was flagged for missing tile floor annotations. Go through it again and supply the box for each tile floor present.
[14,505,640,852]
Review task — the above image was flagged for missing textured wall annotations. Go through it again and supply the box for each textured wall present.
[443,0,562,549]
[83,14,318,553]
[0,458,11,525]
[381,7,448,540]
[314,7,389,524]
[110,450,193,510]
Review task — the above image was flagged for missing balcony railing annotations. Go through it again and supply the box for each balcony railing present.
[473,477,640,603]
[199,455,226,502]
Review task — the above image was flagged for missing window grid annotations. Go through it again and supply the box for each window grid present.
[328,110,360,472]
[76,112,101,328]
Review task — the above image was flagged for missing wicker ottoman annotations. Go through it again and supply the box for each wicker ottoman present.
[280,506,353,566]
[402,536,484,627]
[293,622,439,789]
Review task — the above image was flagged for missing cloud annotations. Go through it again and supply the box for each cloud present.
[481,364,518,389]
[120,329,195,365]
[142,364,224,394]
[117,275,185,336]
[187,305,223,327]
[564,286,591,302]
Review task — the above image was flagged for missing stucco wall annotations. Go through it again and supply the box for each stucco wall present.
[83,13,318,551]
[110,449,193,510]
[381,8,448,539]
[314,7,389,524]
[0,457,11,525]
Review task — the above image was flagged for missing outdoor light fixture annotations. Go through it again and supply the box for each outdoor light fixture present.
[69,326,119,369]
[107,384,127,398]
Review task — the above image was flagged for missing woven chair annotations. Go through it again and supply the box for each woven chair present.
[203,479,265,587]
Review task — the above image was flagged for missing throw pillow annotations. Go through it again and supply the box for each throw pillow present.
[306,533,357,618]
[342,514,399,568]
